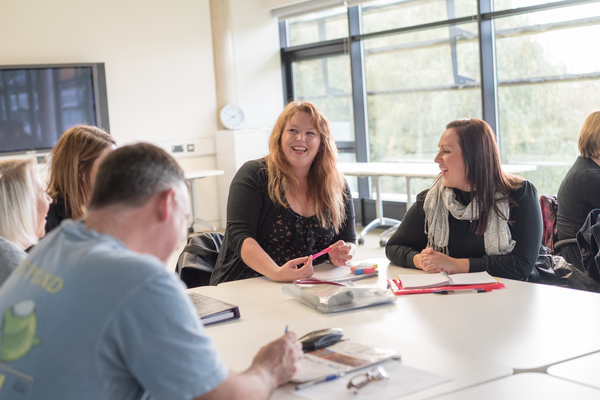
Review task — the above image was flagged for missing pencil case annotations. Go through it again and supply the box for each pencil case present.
[282,282,395,313]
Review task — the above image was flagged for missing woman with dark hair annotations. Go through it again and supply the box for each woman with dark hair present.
[556,111,600,270]
[210,100,356,285]
[45,125,116,233]
[385,118,542,280]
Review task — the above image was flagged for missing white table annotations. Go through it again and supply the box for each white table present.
[547,351,600,390]
[190,258,600,398]
[185,169,224,232]
[434,372,600,399]
[338,162,537,246]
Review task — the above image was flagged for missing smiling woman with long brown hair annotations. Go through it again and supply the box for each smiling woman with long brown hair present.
[210,100,356,285]
[385,118,542,280]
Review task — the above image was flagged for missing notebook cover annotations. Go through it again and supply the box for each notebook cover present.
[187,291,241,326]
[387,279,505,295]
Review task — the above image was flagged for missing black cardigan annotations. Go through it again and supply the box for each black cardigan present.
[385,181,542,280]
[210,159,356,285]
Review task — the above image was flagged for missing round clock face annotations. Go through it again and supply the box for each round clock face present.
[219,104,244,130]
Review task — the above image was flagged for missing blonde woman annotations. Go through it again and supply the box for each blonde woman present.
[0,158,52,285]
[210,100,356,284]
[45,125,116,233]
[556,111,600,270]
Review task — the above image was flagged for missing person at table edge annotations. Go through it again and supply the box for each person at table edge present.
[556,110,600,271]
[210,100,356,285]
[385,118,542,280]
[0,143,302,400]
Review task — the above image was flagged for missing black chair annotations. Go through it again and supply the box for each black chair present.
[176,231,224,288]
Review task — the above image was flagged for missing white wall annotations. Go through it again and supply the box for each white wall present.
[0,0,284,229]
[230,0,284,131]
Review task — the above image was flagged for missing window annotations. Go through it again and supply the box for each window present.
[292,54,355,153]
[365,21,481,196]
[362,0,477,34]
[288,6,348,46]
[280,0,600,213]
[495,2,600,194]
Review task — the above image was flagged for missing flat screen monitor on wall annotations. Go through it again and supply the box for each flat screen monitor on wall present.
[0,63,110,156]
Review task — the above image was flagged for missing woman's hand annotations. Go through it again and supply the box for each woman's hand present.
[417,247,469,274]
[328,240,356,267]
[274,256,314,282]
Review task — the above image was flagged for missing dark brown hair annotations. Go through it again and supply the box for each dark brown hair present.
[446,118,523,235]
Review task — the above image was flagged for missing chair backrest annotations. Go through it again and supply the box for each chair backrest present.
[539,194,558,251]
[176,231,224,288]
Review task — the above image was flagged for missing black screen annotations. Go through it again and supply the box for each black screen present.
[0,66,98,154]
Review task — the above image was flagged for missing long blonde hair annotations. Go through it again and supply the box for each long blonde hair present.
[46,125,115,220]
[0,158,40,249]
[265,100,347,233]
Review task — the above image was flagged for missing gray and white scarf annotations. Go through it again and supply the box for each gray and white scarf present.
[423,179,516,255]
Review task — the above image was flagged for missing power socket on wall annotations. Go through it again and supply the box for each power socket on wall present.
[159,138,216,158]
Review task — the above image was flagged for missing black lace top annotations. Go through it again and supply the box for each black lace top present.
[211,159,356,285]
[238,208,335,280]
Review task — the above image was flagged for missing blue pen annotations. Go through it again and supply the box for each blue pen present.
[285,324,288,333]
[295,372,347,390]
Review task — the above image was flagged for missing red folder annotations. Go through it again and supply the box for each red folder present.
[387,279,505,295]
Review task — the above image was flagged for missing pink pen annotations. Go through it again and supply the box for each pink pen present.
[312,246,332,259]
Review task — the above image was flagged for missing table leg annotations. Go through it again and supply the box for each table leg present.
[187,178,217,233]
[379,176,413,247]
[358,175,401,245]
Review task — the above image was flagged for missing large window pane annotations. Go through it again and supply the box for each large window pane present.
[292,54,357,190]
[365,22,481,197]
[496,3,600,195]
[494,0,577,12]
[288,7,348,46]
[362,0,477,34]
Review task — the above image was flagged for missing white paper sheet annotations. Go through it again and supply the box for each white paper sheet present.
[290,360,451,400]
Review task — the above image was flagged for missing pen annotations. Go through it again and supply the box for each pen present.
[285,324,288,333]
[295,372,347,390]
[312,246,333,259]
[433,289,488,294]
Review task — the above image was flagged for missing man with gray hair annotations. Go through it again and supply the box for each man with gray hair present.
[0,143,302,400]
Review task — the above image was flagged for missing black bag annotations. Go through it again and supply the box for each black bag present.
[176,232,224,288]
[527,246,600,293]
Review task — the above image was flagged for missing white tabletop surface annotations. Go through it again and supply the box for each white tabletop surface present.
[192,270,512,399]
[184,169,225,180]
[337,162,536,178]
[190,258,600,398]
[433,372,600,399]
[547,351,600,389]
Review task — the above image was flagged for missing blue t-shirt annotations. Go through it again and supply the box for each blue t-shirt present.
[0,220,229,400]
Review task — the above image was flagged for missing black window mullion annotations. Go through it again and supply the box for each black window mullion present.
[348,5,371,200]
[279,20,294,104]
[478,0,500,140]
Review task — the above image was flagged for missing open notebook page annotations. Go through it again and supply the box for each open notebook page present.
[398,271,497,289]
